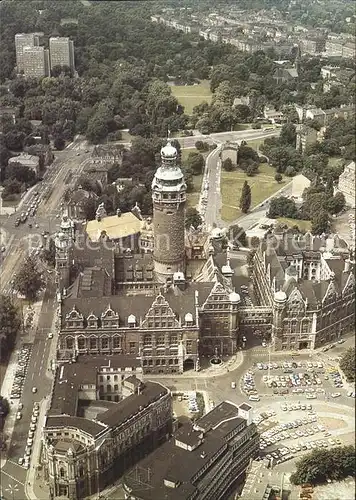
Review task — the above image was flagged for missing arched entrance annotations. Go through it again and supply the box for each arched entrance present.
[183,358,195,371]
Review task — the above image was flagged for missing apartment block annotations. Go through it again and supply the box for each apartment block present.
[15,33,39,72]
[49,37,75,73]
[22,46,49,78]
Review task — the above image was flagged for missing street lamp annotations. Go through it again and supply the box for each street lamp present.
[5,483,19,500]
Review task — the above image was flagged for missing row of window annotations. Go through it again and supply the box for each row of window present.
[142,358,179,366]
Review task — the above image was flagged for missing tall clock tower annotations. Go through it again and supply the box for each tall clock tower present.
[152,142,186,283]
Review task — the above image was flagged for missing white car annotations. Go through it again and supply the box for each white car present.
[16,412,22,420]
[262,341,267,347]
[32,387,37,393]
[331,392,341,398]
[48,332,53,339]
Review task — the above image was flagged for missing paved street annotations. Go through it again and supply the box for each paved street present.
[195,129,281,230]
[1,284,57,500]
[177,128,279,149]
[0,137,91,294]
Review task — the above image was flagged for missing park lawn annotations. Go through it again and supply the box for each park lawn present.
[171,80,212,115]
[220,163,285,223]
[244,138,266,151]
[277,217,312,232]
[119,130,134,142]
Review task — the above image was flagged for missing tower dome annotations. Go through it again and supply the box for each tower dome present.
[274,290,287,302]
[229,291,241,303]
[160,141,177,159]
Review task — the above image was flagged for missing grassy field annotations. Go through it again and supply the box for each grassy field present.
[244,138,266,151]
[277,217,312,232]
[220,163,285,222]
[171,80,212,115]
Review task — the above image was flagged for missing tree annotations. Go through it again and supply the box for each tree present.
[82,197,98,221]
[285,166,296,177]
[222,158,234,171]
[13,257,44,302]
[311,209,330,235]
[327,192,346,215]
[185,207,202,229]
[5,163,36,185]
[229,224,247,247]
[187,152,205,175]
[275,173,283,183]
[53,135,65,150]
[279,123,297,147]
[0,295,21,362]
[239,181,251,213]
[290,446,355,486]
[340,347,355,382]
[246,249,256,267]
[268,197,298,219]
[42,238,56,268]
[325,176,334,198]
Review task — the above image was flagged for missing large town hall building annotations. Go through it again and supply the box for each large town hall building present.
[54,142,355,372]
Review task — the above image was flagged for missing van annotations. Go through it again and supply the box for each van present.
[249,395,260,401]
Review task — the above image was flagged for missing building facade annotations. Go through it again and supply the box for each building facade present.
[49,37,75,73]
[42,359,172,500]
[123,401,259,500]
[252,233,355,351]
[337,161,355,208]
[8,153,40,176]
[15,33,40,73]
[22,46,49,77]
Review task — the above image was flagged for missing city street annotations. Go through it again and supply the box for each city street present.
[0,284,57,500]
[196,129,281,230]
[0,137,91,294]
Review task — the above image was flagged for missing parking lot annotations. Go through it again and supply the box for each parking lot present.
[9,344,32,401]
[240,354,354,401]
[252,399,354,468]
[17,401,40,469]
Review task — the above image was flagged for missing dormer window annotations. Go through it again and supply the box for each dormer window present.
[185,313,194,326]
[128,314,136,328]
[87,313,98,328]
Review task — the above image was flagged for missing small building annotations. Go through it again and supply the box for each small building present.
[337,161,355,208]
[8,153,40,176]
[263,107,285,124]
[91,145,123,165]
[85,210,143,245]
[291,174,311,200]
[66,188,98,221]
[295,124,318,152]
[273,65,298,85]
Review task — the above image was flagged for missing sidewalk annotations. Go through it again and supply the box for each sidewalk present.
[25,397,50,500]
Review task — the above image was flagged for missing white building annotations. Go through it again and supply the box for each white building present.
[338,161,355,208]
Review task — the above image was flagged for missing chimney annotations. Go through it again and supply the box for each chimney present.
[344,259,351,273]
